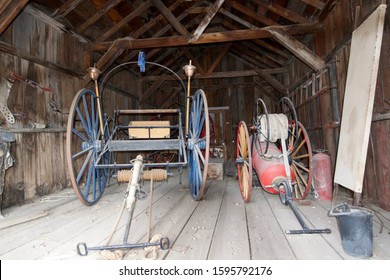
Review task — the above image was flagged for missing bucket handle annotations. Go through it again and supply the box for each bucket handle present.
[328,203,351,217]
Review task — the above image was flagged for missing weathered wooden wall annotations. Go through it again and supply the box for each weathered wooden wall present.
[0,7,134,208]
[288,0,390,210]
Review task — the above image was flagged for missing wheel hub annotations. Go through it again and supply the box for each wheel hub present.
[81,140,102,152]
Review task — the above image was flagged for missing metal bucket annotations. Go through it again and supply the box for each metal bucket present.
[329,203,373,258]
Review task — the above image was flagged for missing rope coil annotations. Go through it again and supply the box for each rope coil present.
[117,169,167,183]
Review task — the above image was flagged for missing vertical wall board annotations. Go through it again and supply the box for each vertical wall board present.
[334,4,387,193]
[372,120,390,210]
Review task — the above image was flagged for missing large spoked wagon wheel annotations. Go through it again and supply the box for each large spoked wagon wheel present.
[236,121,252,203]
[66,89,109,206]
[253,98,270,156]
[187,89,210,200]
[289,121,313,200]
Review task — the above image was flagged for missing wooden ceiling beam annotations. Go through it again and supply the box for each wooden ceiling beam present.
[150,0,190,38]
[189,0,225,43]
[207,43,232,74]
[96,0,151,42]
[140,74,168,105]
[0,0,13,14]
[231,45,279,68]
[0,0,29,35]
[179,48,206,75]
[254,81,282,102]
[255,69,288,95]
[52,0,83,18]
[84,39,126,85]
[222,20,289,61]
[76,0,123,34]
[254,39,289,59]
[119,1,202,64]
[318,0,337,22]
[230,1,279,26]
[220,8,258,29]
[131,0,184,38]
[266,26,325,71]
[140,69,287,81]
[300,0,326,11]
[89,23,323,51]
[252,0,309,24]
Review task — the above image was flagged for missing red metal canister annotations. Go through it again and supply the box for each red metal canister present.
[252,142,295,194]
[312,151,333,201]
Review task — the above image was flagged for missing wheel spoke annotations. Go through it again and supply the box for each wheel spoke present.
[292,138,306,157]
[82,94,92,132]
[292,153,310,160]
[293,160,310,173]
[72,145,93,160]
[292,164,306,196]
[195,145,205,166]
[76,149,93,184]
[71,128,89,143]
[76,105,90,138]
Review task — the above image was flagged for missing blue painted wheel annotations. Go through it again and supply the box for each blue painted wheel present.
[187,89,210,200]
[66,89,109,206]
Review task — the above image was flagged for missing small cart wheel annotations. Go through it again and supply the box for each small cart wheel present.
[66,89,109,206]
[290,121,313,200]
[236,121,252,203]
[187,89,210,201]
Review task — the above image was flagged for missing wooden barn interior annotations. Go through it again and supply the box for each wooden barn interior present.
[1,0,390,261]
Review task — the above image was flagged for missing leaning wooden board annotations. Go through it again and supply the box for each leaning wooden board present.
[334,4,387,193]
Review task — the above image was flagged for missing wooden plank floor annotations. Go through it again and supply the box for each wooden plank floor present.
[1,170,390,260]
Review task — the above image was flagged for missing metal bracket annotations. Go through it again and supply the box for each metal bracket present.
[0,77,15,124]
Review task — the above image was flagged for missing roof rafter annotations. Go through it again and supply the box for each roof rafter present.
[207,43,232,74]
[266,26,325,71]
[76,0,123,34]
[256,69,288,95]
[0,0,29,35]
[52,0,83,18]
[96,0,151,42]
[150,0,190,38]
[252,0,309,24]
[300,0,326,11]
[189,0,225,43]
[88,23,323,51]
[229,1,279,26]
